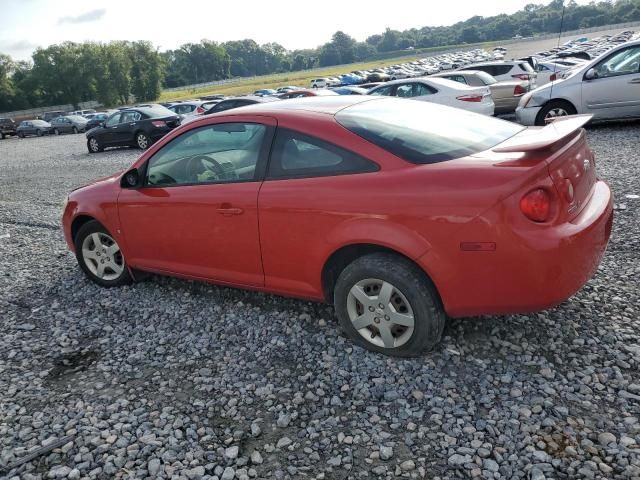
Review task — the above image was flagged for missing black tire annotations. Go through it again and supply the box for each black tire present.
[74,220,132,288]
[72,126,78,134]
[535,100,577,126]
[0,132,4,140]
[36,129,42,137]
[54,128,60,135]
[18,132,24,138]
[334,252,445,357]
[87,137,103,153]
[135,131,150,150]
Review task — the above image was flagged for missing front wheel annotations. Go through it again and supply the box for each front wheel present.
[334,253,445,357]
[136,132,150,149]
[74,220,132,287]
[36,129,43,137]
[535,100,577,126]
[54,128,60,135]
[72,126,78,134]
[87,137,103,153]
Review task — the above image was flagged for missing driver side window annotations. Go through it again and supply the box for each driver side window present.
[145,123,267,187]
[105,113,122,127]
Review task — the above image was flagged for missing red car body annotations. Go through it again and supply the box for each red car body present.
[62,97,613,318]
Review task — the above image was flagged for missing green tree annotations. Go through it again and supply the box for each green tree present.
[129,41,163,102]
[378,28,399,52]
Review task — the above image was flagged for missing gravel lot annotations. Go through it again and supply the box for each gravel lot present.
[0,126,639,480]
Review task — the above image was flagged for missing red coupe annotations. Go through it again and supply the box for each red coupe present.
[62,97,613,356]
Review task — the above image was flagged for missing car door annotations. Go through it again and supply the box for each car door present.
[100,112,124,144]
[581,45,640,119]
[113,111,142,144]
[117,117,276,286]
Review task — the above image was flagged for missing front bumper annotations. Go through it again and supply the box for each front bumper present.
[515,105,542,125]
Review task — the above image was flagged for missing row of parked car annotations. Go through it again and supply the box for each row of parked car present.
[2,30,637,150]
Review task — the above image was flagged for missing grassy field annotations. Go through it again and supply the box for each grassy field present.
[158,42,498,102]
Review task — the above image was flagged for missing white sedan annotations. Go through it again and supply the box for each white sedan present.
[367,77,495,116]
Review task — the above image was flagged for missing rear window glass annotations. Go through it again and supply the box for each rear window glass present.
[475,71,497,85]
[336,98,524,164]
[519,62,535,72]
[142,105,177,118]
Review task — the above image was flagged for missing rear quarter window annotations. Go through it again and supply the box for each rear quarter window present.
[336,98,524,164]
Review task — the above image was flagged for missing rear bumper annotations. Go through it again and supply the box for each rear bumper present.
[422,180,613,317]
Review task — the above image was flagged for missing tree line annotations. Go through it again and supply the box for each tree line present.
[1,0,639,112]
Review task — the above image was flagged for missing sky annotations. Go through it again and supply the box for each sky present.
[0,0,590,61]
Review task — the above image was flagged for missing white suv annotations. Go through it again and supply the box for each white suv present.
[516,39,640,126]
[465,61,537,89]
[310,78,328,88]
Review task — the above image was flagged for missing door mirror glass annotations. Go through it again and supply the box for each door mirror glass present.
[121,169,140,188]
[584,68,597,80]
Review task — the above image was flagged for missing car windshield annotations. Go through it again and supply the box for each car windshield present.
[335,98,524,164]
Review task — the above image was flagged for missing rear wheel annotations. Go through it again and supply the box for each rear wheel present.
[136,132,150,149]
[36,129,43,137]
[334,253,445,357]
[535,100,576,126]
[18,132,24,138]
[74,221,132,287]
[72,126,78,134]
[54,128,60,135]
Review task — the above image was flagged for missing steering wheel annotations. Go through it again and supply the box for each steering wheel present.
[185,154,227,182]
[147,171,177,185]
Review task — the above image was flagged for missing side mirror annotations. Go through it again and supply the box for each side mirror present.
[584,68,597,80]
[99,121,106,127]
[121,168,141,189]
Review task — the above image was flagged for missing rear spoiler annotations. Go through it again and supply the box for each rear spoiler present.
[492,114,592,153]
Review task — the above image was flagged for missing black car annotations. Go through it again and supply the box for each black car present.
[86,106,181,153]
[203,95,280,115]
[0,117,17,139]
[16,120,53,137]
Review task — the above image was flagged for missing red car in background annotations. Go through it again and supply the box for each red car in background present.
[62,97,613,356]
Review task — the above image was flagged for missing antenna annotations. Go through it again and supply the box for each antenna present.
[549,0,566,102]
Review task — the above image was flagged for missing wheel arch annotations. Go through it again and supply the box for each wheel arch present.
[321,243,443,308]
[71,215,99,243]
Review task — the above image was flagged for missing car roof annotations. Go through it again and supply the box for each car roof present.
[221,95,376,116]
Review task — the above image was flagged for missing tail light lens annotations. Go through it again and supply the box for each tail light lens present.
[151,120,166,128]
[512,73,530,81]
[550,73,557,82]
[513,84,527,96]
[456,94,483,102]
[196,106,205,114]
[520,188,552,222]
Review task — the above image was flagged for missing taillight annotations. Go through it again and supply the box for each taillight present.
[151,120,166,128]
[550,73,557,82]
[513,84,527,96]
[456,94,483,102]
[196,106,205,114]
[520,188,551,222]
[512,73,530,81]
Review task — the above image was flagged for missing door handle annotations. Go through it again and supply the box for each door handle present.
[217,204,243,216]
[629,78,640,84]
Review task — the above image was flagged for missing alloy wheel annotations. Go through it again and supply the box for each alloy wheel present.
[89,138,99,152]
[346,278,415,349]
[81,232,125,281]
[137,133,148,149]
[544,107,569,121]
